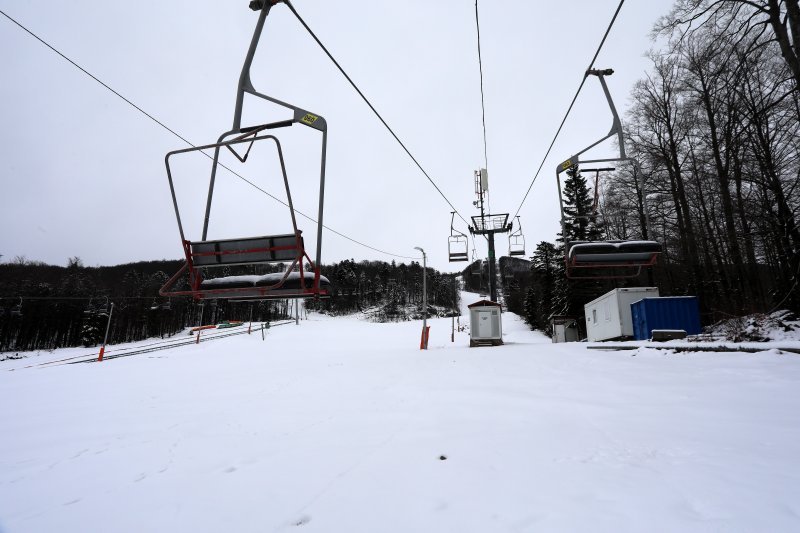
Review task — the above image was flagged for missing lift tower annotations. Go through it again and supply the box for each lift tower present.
[468,168,511,303]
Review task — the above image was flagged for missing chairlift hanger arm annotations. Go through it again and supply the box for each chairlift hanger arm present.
[235,1,327,133]
[555,69,625,176]
[450,211,468,239]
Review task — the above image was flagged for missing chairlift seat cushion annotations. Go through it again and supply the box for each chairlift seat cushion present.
[190,234,303,267]
[200,271,330,291]
[568,240,661,263]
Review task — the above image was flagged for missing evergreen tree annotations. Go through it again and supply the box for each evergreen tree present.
[556,165,609,320]
[560,164,604,243]
[527,241,561,330]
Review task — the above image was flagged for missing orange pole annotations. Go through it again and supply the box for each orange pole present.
[97,302,114,362]
[420,325,430,350]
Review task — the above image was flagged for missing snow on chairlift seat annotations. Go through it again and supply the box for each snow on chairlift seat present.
[567,240,662,264]
[200,271,331,298]
[161,231,329,299]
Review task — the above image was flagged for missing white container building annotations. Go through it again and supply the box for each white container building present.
[584,287,659,342]
[468,300,503,347]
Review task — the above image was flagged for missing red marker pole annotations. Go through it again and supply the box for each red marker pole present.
[98,303,114,362]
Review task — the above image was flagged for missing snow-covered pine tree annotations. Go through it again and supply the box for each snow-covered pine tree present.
[526,241,561,330]
[555,164,608,318]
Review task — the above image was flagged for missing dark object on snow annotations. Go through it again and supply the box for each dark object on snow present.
[651,329,687,342]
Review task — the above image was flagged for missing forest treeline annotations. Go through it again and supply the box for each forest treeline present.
[498,0,800,333]
[0,256,457,352]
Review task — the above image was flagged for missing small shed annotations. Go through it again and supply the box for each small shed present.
[468,300,503,347]
[550,315,580,343]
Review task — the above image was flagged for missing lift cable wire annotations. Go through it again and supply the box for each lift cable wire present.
[475,0,489,171]
[512,0,626,220]
[284,0,471,229]
[0,8,417,261]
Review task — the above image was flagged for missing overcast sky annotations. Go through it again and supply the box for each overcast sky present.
[0,0,674,272]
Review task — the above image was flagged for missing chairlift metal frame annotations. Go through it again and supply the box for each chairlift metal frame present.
[508,216,526,257]
[160,1,329,301]
[470,249,482,277]
[555,69,661,280]
[448,211,469,262]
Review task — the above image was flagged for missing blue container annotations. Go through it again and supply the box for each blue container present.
[631,297,701,340]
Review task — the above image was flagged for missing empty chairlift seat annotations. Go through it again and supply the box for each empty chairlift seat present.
[448,236,469,262]
[508,216,526,256]
[567,240,662,265]
[448,211,469,262]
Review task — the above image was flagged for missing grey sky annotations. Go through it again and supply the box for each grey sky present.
[0,0,674,271]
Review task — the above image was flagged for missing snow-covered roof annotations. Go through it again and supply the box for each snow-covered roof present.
[467,299,502,309]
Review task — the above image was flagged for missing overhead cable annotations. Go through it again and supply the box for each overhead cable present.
[475,0,489,171]
[512,0,626,220]
[284,0,471,228]
[0,8,417,261]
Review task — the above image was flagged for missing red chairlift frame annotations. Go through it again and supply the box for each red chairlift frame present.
[160,1,329,300]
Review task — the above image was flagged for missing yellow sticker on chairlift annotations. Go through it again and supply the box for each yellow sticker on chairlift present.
[301,113,319,125]
[561,159,573,171]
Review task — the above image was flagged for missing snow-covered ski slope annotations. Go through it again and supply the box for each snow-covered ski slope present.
[2,293,799,533]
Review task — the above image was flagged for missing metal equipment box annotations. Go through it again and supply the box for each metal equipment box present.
[631,297,701,340]
[584,287,660,341]
[468,300,503,347]
[551,316,580,343]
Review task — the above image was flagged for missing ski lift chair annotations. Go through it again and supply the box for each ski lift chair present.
[555,68,661,279]
[159,1,330,301]
[508,216,526,256]
[448,212,469,262]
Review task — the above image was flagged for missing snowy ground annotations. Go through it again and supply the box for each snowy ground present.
[2,293,800,532]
